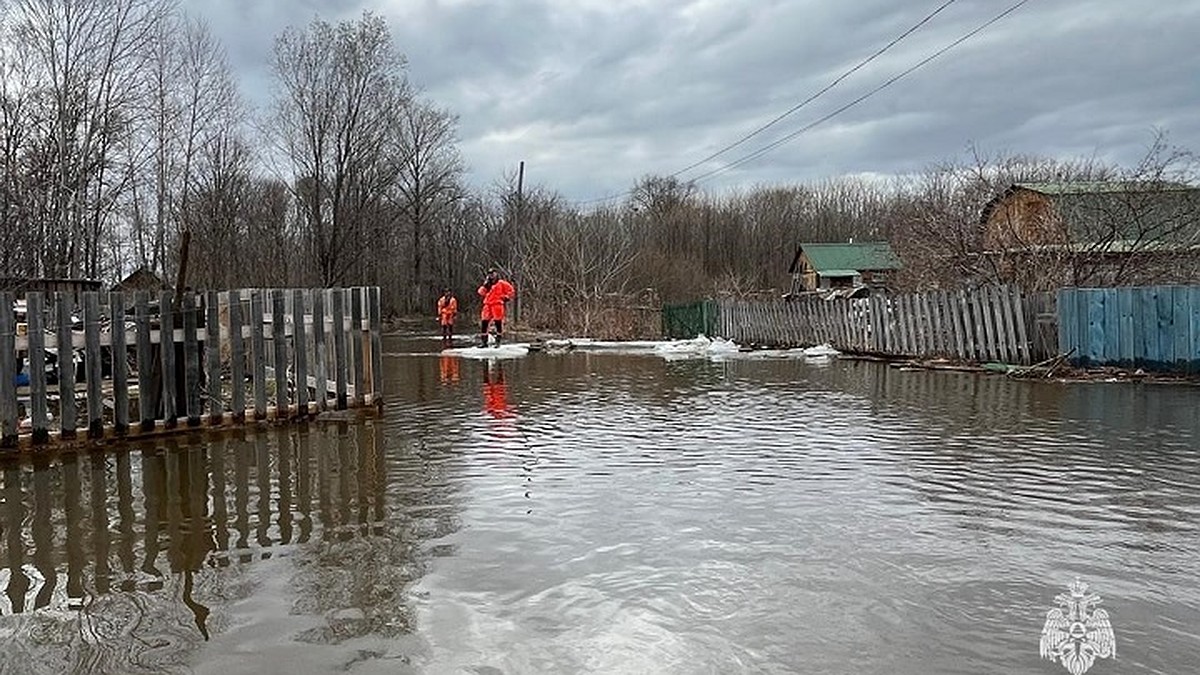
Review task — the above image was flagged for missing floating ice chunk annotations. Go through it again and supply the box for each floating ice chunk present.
[802,343,840,358]
[654,334,741,360]
[442,344,530,360]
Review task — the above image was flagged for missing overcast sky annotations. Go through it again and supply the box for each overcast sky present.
[181,0,1200,204]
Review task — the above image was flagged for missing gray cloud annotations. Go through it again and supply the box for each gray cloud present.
[182,0,1200,203]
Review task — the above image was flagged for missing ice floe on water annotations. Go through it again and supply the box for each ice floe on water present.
[536,335,840,362]
[441,343,531,359]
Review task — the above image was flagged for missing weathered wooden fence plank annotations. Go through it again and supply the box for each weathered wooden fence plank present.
[0,292,16,447]
[57,293,78,438]
[160,291,178,427]
[229,290,246,421]
[136,292,154,431]
[351,288,365,405]
[111,292,128,433]
[332,289,348,410]
[205,291,221,422]
[313,289,328,411]
[183,292,202,426]
[250,290,267,420]
[84,292,104,437]
[27,293,50,443]
[272,290,289,418]
[294,290,310,414]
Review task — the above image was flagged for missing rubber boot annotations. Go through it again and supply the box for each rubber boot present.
[479,333,488,348]
[493,332,502,348]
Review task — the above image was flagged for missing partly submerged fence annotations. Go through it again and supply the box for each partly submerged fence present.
[0,287,384,448]
[1058,285,1200,373]
[713,285,1042,365]
[662,299,717,340]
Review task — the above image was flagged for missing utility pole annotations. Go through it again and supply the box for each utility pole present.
[514,161,524,326]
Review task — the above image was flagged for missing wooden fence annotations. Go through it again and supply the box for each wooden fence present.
[715,285,1042,364]
[1058,285,1200,373]
[0,287,384,448]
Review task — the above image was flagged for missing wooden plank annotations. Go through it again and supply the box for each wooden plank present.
[1056,288,1074,363]
[368,287,383,401]
[251,289,267,419]
[84,292,104,437]
[183,292,202,426]
[332,289,348,410]
[26,293,50,443]
[1156,287,1174,369]
[916,293,931,357]
[900,294,916,355]
[949,290,967,360]
[350,288,364,404]
[1173,286,1190,372]
[135,291,154,431]
[57,293,78,437]
[1135,288,1154,369]
[1101,287,1120,366]
[294,290,310,414]
[1010,287,1031,366]
[1084,289,1105,367]
[1190,287,1200,375]
[927,291,943,356]
[1117,287,1135,368]
[228,290,246,421]
[206,291,221,422]
[979,288,998,363]
[313,289,328,411]
[995,286,1016,364]
[160,291,177,427]
[110,292,128,433]
[272,290,289,418]
[0,292,16,446]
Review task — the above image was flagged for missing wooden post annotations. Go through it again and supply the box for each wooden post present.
[313,289,328,411]
[294,290,309,416]
[251,290,267,420]
[182,292,201,426]
[111,292,128,434]
[272,290,288,419]
[57,293,78,438]
[84,292,104,438]
[228,291,245,421]
[160,291,177,428]
[350,288,364,406]
[0,292,16,447]
[135,292,155,431]
[1011,287,1031,365]
[206,291,221,423]
[368,287,384,405]
[332,289,348,410]
[27,292,51,443]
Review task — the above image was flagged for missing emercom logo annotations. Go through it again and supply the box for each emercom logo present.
[1040,578,1117,675]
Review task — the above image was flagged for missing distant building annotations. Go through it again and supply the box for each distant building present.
[0,277,101,303]
[111,267,171,294]
[787,242,902,295]
[979,181,1200,286]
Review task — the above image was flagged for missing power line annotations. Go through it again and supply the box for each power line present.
[670,0,960,179]
[577,0,961,207]
[578,0,1034,206]
[688,0,1036,185]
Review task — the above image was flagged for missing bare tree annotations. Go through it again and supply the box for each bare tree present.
[267,11,409,287]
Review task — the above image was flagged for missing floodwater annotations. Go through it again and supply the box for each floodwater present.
[1,336,1198,675]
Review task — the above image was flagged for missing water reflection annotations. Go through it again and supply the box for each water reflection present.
[0,418,442,674]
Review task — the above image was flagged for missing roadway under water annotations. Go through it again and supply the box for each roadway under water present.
[1,336,1198,674]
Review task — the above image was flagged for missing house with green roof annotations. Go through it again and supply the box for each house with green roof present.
[786,241,902,295]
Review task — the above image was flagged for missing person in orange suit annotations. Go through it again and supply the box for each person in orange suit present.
[477,268,515,347]
[436,288,458,346]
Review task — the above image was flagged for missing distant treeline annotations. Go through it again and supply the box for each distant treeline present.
[1,3,1195,325]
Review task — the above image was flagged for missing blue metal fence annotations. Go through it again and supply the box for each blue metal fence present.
[1058,286,1200,372]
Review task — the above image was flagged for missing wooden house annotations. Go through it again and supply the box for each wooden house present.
[979,181,1200,285]
[787,242,901,295]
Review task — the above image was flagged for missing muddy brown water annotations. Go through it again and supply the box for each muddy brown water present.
[1,336,1198,674]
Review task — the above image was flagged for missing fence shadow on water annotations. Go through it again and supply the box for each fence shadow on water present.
[0,419,455,674]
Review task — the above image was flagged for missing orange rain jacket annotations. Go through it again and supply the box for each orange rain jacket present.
[478,279,515,322]
[437,295,458,326]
